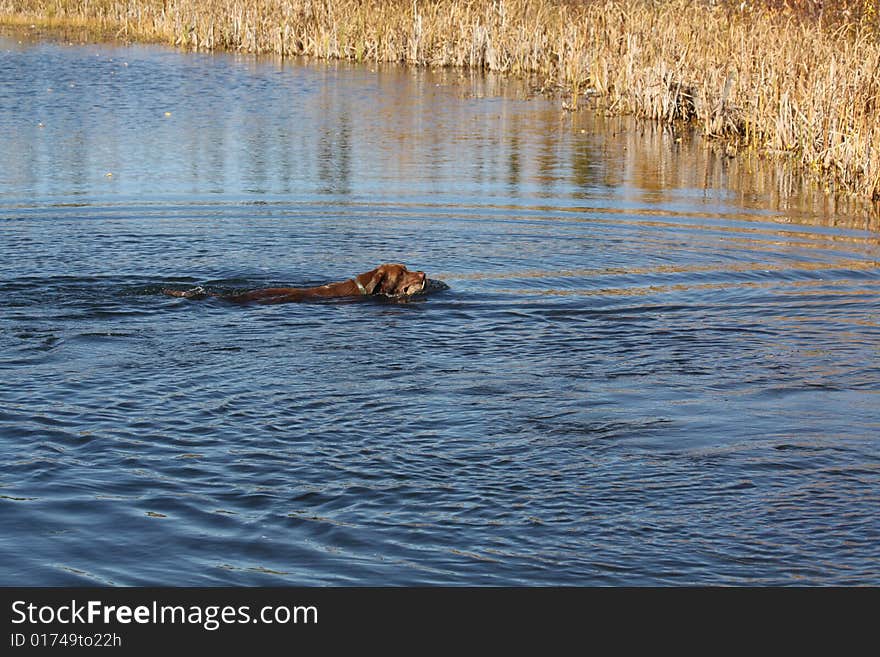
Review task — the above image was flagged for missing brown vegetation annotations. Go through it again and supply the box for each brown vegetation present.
[2,0,879,202]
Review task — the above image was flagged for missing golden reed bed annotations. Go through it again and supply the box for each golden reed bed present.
[2,0,879,203]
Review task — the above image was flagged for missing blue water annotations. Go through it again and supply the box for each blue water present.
[1,30,879,585]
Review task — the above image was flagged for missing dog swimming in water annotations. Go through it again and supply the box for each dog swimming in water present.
[162,263,428,304]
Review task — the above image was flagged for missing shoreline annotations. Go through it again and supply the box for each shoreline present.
[2,0,879,208]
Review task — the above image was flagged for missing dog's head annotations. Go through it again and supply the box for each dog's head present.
[357,263,427,297]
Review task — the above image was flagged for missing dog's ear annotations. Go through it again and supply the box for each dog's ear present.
[361,266,387,295]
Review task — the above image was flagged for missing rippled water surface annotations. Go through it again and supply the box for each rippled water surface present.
[1,30,879,585]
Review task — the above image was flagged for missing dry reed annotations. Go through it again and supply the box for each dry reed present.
[2,0,879,202]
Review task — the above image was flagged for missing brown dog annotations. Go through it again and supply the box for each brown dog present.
[163,263,427,304]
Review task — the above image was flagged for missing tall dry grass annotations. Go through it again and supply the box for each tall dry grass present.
[2,0,879,201]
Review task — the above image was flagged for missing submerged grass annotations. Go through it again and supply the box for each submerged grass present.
[2,0,879,202]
